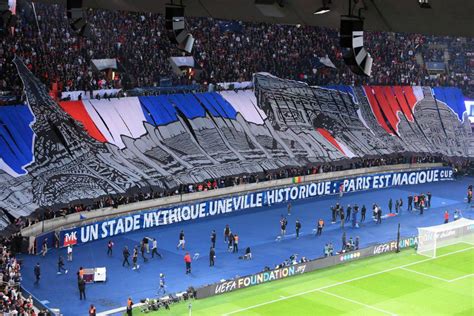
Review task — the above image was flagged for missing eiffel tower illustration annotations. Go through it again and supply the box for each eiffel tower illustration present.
[13,57,143,206]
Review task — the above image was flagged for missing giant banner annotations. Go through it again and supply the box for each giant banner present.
[3,65,473,225]
[59,167,453,247]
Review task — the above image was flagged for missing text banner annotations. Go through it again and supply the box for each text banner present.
[59,167,452,247]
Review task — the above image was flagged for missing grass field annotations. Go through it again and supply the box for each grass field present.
[133,243,474,316]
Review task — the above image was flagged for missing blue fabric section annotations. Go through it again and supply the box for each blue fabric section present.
[138,97,157,125]
[0,105,35,175]
[194,93,238,119]
[169,94,206,119]
[0,105,34,169]
[7,106,34,155]
[138,96,177,126]
[0,113,29,165]
[195,93,221,117]
[0,136,19,172]
[325,85,358,103]
[433,87,447,105]
[156,95,180,123]
[144,93,237,121]
[208,92,238,119]
[449,88,467,121]
[433,87,466,121]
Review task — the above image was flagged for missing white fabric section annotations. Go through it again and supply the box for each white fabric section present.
[83,100,115,144]
[335,139,356,158]
[356,108,374,135]
[412,86,424,103]
[85,99,145,148]
[219,90,267,125]
[112,97,147,139]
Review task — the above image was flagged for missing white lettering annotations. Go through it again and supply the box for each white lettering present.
[133,215,140,231]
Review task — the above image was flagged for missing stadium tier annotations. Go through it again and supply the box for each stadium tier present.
[0,62,472,219]
[0,3,473,102]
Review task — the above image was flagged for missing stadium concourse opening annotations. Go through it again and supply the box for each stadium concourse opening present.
[18,176,473,315]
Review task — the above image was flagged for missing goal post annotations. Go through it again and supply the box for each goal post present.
[417,218,474,258]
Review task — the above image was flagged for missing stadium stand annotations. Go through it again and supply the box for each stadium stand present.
[0,2,473,103]
[0,237,35,314]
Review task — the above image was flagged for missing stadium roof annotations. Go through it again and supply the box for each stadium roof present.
[40,0,474,37]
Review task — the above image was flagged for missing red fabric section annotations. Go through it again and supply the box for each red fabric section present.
[59,101,107,142]
[402,86,418,112]
[362,86,392,134]
[382,86,403,131]
[392,86,414,121]
[316,128,346,156]
[383,87,402,113]
[373,86,398,133]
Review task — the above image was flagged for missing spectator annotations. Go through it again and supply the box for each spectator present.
[184,252,192,274]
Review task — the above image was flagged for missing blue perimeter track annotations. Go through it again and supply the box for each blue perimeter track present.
[18,177,474,315]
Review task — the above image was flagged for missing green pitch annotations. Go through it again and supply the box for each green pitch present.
[133,243,474,315]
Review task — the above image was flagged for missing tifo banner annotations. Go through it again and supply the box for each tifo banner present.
[59,167,453,247]
[195,236,419,299]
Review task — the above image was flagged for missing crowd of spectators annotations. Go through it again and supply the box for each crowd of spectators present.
[420,35,474,98]
[0,1,473,105]
[0,237,37,315]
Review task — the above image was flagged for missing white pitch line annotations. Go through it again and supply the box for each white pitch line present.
[317,289,397,316]
[447,273,474,283]
[399,267,450,282]
[222,247,474,316]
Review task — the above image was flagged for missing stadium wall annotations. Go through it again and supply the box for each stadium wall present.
[26,164,451,250]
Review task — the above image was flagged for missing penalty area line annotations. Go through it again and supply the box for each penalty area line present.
[317,289,397,316]
[399,267,450,282]
[447,273,474,282]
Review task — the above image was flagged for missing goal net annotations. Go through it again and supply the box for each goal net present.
[417,217,474,258]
